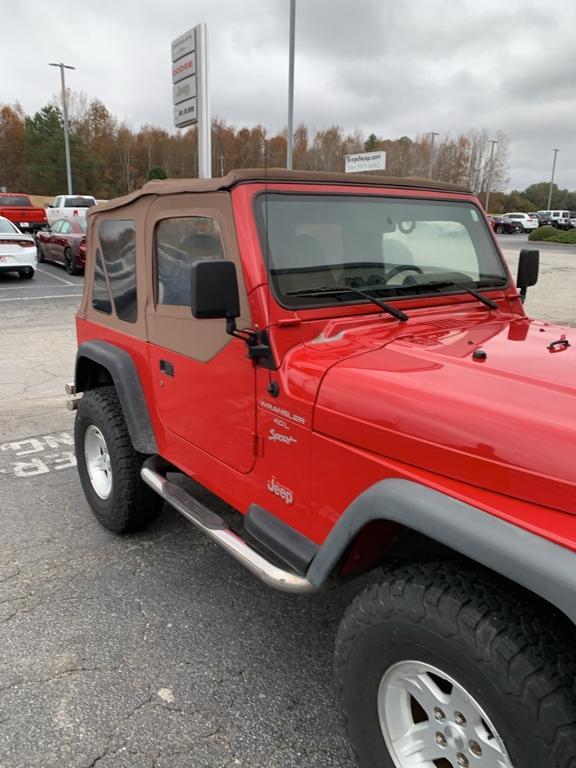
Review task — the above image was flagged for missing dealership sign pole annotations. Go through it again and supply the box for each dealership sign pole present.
[171,23,211,178]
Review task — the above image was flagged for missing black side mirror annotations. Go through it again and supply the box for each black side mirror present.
[516,249,539,303]
[190,260,240,321]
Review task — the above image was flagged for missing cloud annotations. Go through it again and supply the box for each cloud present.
[3,0,575,190]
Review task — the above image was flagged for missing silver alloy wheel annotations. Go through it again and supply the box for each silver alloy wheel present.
[378,660,513,768]
[84,425,112,499]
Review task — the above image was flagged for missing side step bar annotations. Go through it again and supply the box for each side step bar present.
[141,457,317,594]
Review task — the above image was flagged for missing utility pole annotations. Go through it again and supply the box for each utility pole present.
[484,139,498,213]
[286,0,296,169]
[427,132,439,179]
[219,153,225,177]
[49,62,75,195]
[547,148,559,209]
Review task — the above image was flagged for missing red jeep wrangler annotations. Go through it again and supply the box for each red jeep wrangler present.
[70,169,576,768]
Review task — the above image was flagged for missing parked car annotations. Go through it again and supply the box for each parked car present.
[36,217,86,275]
[488,215,522,234]
[537,210,572,230]
[502,212,539,232]
[0,215,36,278]
[0,193,47,234]
[68,168,576,768]
[45,195,96,227]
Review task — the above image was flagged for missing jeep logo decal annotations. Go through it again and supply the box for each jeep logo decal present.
[266,476,294,505]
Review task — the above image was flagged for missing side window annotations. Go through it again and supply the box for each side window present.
[60,221,72,234]
[51,220,62,233]
[155,217,225,307]
[98,220,137,323]
[91,249,112,314]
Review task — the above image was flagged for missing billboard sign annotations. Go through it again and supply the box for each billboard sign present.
[345,151,386,173]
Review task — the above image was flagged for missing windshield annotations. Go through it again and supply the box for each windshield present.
[256,194,508,308]
[64,196,95,207]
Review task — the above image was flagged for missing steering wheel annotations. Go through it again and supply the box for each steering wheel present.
[381,264,424,284]
[398,220,416,234]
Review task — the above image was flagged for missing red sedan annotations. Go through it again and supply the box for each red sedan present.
[36,218,86,275]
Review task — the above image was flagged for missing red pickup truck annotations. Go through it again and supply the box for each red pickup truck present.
[68,169,576,768]
[0,193,47,233]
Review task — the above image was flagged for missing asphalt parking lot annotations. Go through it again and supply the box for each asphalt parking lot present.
[1,236,576,768]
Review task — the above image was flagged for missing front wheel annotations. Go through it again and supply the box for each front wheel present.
[495,224,504,234]
[18,267,34,279]
[75,386,163,533]
[335,561,576,768]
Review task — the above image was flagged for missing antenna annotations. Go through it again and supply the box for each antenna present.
[263,138,279,395]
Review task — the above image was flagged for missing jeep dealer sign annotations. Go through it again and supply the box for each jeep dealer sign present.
[171,27,199,128]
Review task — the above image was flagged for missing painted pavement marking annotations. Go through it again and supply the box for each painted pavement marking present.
[0,431,76,479]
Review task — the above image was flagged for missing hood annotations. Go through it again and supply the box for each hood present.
[314,315,576,514]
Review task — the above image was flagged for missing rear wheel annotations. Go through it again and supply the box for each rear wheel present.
[335,561,576,768]
[64,247,80,275]
[495,224,504,234]
[75,386,163,533]
[18,267,34,279]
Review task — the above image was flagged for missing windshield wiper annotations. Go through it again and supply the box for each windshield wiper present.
[411,280,499,311]
[286,285,408,322]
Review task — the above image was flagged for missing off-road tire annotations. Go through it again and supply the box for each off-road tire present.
[75,386,163,533]
[334,560,576,768]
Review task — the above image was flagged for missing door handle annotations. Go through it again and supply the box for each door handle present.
[159,359,174,376]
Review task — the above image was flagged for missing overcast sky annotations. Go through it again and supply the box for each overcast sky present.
[4,0,575,190]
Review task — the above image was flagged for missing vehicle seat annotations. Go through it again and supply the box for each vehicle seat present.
[275,233,331,294]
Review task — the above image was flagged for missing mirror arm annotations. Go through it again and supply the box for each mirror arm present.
[519,287,527,304]
[226,318,275,368]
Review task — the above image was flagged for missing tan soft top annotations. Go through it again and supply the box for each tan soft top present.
[89,168,472,215]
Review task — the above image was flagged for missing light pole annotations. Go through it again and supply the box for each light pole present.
[427,132,439,179]
[286,0,296,169]
[484,139,498,213]
[49,62,75,195]
[547,148,559,209]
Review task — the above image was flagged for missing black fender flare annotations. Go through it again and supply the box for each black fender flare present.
[306,479,576,625]
[75,340,157,455]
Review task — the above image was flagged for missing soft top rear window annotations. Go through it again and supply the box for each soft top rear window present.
[0,195,30,206]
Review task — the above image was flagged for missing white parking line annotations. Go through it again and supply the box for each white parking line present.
[36,266,74,286]
[0,294,82,303]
